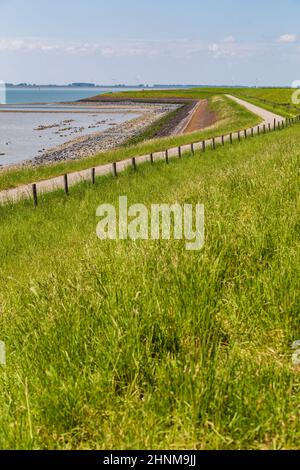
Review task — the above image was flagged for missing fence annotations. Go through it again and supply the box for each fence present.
[8,114,300,207]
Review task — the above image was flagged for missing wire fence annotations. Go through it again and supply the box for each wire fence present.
[3,114,300,207]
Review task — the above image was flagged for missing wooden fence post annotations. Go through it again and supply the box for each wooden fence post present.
[230,133,233,144]
[191,143,194,154]
[251,128,254,137]
[202,141,206,152]
[132,157,137,171]
[274,118,276,130]
[222,135,224,146]
[238,131,240,141]
[165,149,169,164]
[91,167,96,184]
[244,129,247,139]
[212,137,216,150]
[64,174,69,194]
[178,146,182,158]
[263,124,266,133]
[257,126,260,135]
[32,184,38,207]
[150,153,154,164]
[112,162,117,177]
[268,123,271,132]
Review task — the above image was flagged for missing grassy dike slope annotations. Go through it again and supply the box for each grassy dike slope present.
[101,86,299,118]
[0,123,300,449]
[0,95,260,191]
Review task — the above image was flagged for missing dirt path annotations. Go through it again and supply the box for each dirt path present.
[0,96,287,205]
[183,100,217,134]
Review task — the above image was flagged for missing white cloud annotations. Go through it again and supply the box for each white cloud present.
[223,35,236,43]
[207,40,259,59]
[0,37,208,58]
[278,34,297,43]
[0,36,294,62]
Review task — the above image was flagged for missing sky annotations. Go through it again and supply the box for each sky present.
[0,0,300,86]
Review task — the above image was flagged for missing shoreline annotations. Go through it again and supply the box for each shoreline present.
[0,102,179,170]
[27,103,179,167]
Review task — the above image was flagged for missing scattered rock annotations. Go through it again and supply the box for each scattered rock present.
[23,103,180,167]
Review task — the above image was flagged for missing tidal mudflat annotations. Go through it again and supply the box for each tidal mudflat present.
[0,102,177,167]
[0,104,141,167]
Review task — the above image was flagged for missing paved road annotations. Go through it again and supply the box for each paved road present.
[226,94,283,125]
[0,95,286,205]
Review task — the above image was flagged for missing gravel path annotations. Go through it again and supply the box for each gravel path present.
[0,96,286,205]
[226,95,283,124]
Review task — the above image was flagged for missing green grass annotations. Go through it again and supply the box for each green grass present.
[93,87,226,100]
[0,95,260,191]
[101,86,299,118]
[123,105,189,146]
[233,88,300,118]
[1,123,300,449]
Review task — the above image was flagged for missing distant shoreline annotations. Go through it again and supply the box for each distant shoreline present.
[4,84,237,89]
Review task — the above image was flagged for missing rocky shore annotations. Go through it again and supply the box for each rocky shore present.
[27,103,179,166]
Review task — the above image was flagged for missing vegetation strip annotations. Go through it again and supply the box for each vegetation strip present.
[0,94,260,191]
[2,122,300,448]
[1,100,298,206]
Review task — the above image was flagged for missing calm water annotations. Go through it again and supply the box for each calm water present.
[4,87,137,104]
[0,86,165,167]
[0,105,139,166]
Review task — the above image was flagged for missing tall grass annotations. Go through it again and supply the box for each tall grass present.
[0,124,300,449]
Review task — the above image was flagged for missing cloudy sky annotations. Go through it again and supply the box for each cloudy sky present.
[1,0,300,86]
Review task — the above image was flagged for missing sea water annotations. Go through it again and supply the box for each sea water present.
[4,87,134,104]
[0,105,139,166]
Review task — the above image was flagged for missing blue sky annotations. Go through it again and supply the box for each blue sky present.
[1,0,300,85]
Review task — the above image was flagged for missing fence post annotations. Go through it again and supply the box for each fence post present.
[244,129,247,139]
[268,123,271,132]
[32,184,38,207]
[257,126,260,135]
[202,141,206,152]
[64,174,69,195]
[191,143,194,154]
[91,167,96,184]
[251,128,254,137]
[150,153,154,164]
[212,137,216,150]
[263,124,266,133]
[238,131,240,141]
[274,118,276,130]
[222,135,224,146]
[230,133,233,144]
[178,146,182,158]
[112,162,117,177]
[165,149,169,164]
[132,157,137,171]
